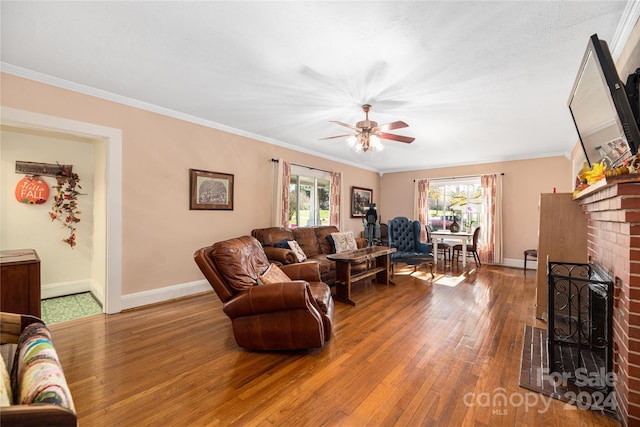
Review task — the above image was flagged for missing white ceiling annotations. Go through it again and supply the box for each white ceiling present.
[1,1,637,173]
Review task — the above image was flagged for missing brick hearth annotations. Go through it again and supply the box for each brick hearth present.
[577,176,640,426]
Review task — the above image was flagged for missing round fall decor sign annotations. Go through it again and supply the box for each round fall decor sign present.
[15,175,49,204]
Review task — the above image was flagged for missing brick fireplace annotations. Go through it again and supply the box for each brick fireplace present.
[577,176,640,426]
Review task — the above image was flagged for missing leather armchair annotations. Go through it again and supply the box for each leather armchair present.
[388,217,434,278]
[194,235,333,351]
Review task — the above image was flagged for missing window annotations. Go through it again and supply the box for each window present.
[288,165,330,227]
[427,178,482,231]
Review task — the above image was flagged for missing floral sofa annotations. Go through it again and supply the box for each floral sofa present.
[251,225,368,285]
[0,312,76,427]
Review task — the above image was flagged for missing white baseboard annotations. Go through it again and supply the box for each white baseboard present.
[500,257,537,270]
[120,280,211,311]
[90,280,105,306]
[41,280,92,299]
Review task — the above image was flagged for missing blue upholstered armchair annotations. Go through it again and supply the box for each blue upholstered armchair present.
[387,217,434,278]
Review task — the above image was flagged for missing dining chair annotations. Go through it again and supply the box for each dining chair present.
[425,224,451,262]
[452,227,481,267]
[524,248,537,271]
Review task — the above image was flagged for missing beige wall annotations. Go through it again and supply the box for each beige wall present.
[0,73,379,300]
[380,156,573,265]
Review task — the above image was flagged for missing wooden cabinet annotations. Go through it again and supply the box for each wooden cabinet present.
[535,193,588,320]
[0,249,41,317]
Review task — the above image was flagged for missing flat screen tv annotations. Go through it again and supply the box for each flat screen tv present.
[568,33,639,168]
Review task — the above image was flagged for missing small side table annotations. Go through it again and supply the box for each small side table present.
[524,249,537,272]
[0,249,41,317]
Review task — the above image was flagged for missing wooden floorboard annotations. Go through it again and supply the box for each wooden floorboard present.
[48,263,621,426]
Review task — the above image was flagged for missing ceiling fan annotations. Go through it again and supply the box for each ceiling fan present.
[321,104,415,152]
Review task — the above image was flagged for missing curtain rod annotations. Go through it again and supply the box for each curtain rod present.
[414,172,504,182]
[270,158,331,174]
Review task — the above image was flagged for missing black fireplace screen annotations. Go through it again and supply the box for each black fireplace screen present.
[547,261,614,392]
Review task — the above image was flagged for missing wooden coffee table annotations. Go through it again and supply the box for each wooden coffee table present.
[327,246,396,306]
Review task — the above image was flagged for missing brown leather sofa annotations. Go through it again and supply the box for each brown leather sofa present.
[251,225,367,285]
[194,235,333,350]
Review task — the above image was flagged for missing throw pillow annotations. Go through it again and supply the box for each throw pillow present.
[257,263,291,285]
[273,238,290,249]
[331,231,358,253]
[287,240,307,262]
[326,235,336,254]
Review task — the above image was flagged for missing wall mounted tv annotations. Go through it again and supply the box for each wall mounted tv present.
[568,33,639,168]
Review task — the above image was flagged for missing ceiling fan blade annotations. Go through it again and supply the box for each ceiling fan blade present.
[330,120,362,132]
[319,134,355,140]
[373,121,409,132]
[378,133,415,143]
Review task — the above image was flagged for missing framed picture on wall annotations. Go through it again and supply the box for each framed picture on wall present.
[189,169,234,210]
[351,186,372,217]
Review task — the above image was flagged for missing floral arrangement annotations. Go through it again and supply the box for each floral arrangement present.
[49,166,82,248]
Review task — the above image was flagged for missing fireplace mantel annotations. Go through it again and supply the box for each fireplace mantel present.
[573,174,640,200]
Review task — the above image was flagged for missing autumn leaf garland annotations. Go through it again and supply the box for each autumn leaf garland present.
[49,167,82,248]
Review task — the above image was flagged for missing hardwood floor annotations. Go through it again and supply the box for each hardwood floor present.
[49,263,620,426]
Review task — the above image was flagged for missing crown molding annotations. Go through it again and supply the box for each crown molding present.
[610,0,640,59]
[0,63,378,173]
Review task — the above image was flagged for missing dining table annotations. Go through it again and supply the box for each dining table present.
[430,230,474,267]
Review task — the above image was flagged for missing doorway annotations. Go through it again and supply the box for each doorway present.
[1,107,122,315]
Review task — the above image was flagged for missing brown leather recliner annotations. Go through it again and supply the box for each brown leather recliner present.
[194,235,333,351]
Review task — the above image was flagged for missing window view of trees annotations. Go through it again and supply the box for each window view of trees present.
[288,175,330,227]
[427,181,482,231]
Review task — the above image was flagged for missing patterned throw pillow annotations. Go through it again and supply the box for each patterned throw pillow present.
[287,240,307,262]
[331,231,358,253]
[0,354,11,406]
[257,263,291,285]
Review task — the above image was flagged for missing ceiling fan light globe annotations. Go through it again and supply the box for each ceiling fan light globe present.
[370,134,384,152]
[346,135,358,147]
